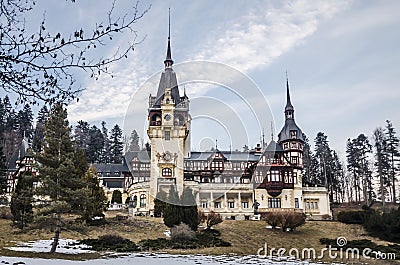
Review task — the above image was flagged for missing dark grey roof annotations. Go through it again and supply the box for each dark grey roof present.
[92,163,129,173]
[125,150,151,163]
[265,140,284,152]
[285,79,294,112]
[153,68,181,107]
[186,151,260,162]
[278,119,304,143]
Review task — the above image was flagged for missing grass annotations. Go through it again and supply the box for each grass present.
[0,211,398,264]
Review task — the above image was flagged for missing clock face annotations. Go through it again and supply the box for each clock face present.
[164,114,171,121]
[164,152,172,161]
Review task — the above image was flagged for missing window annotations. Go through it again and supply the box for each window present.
[283,143,288,150]
[293,172,298,184]
[242,201,249,209]
[228,201,235,208]
[291,142,297,149]
[295,198,299,208]
[165,131,170,140]
[214,201,221,208]
[268,198,281,208]
[270,170,280,182]
[292,157,298,164]
[162,168,172,177]
[210,160,223,171]
[140,194,146,208]
[290,130,297,139]
[201,201,208,209]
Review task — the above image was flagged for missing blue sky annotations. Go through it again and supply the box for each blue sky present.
[7,0,400,158]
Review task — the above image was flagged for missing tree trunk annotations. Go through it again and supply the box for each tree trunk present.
[50,213,62,253]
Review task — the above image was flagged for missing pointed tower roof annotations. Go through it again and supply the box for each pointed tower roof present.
[164,8,173,68]
[278,76,304,143]
[153,9,181,108]
[285,77,294,112]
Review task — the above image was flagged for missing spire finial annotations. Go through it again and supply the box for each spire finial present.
[168,7,171,40]
[164,8,173,68]
[270,122,274,141]
[284,71,294,119]
[215,139,218,150]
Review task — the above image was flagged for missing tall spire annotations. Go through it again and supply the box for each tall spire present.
[164,8,173,68]
[284,72,294,119]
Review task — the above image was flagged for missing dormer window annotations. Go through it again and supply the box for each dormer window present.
[290,130,297,139]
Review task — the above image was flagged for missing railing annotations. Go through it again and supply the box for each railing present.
[196,182,253,190]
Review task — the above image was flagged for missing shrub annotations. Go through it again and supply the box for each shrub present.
[280,212,306,232]
[205,211,223,229]
[263,212,281,229]
[0,206,12,219]
[337,211,365,224]
[170,223,196,241]
[80,234,139,252]
[264,211,306,232]
[197,209,206,225]
[363,207,400,243]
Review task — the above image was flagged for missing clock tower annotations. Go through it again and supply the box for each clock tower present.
[147,23,190,211]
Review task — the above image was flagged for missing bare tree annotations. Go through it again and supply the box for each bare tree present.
[0,0,149,105]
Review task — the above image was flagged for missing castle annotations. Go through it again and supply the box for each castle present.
[94,27,331,220]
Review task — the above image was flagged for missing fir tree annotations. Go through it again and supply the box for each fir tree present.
[32,105,49,153]
[16,104,33,141]
[111,190,122,204]
[82,166,107,222]
[180,187,199,231]
[163,185,182,228]
[128,130,140,152]
[373,127,391,206]
[74,120,90,153]
[110,124,123,163]
[36,103,86,253]
[100,121,111,163]
[154,189,167,217]
[87,125,104,163]
[385,120,400,202]
[10,171,36,229]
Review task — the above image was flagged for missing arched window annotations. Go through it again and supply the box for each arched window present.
[132,195,137,208]
[162,168,172,177]
[140,194,146,208]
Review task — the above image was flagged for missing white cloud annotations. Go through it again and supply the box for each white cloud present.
[67,0,352,124]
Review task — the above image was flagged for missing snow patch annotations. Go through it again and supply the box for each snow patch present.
[6,239,94,254]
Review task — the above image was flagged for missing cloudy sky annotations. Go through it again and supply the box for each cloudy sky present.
[16,0,400,158]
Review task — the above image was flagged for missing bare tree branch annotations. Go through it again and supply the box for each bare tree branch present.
[0,0,150,105]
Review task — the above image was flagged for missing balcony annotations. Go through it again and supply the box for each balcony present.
[257,181,294,197]
[196,182,253,191]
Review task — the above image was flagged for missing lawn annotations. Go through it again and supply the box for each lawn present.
[0,211,397,264]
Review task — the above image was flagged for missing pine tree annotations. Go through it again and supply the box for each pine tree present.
[82,166,107,222]
[36,103,86,253]
[32,105,49,153]
[110,124,123,163]
[10,171,36,229]
[87,125,104,163]
[74,120,90,154]
[128,130,140,152]
[163,185,182,228]
[16,104,33,141]
[385,120,400,202]
[373,127,391,206]
[180,187,199,231]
